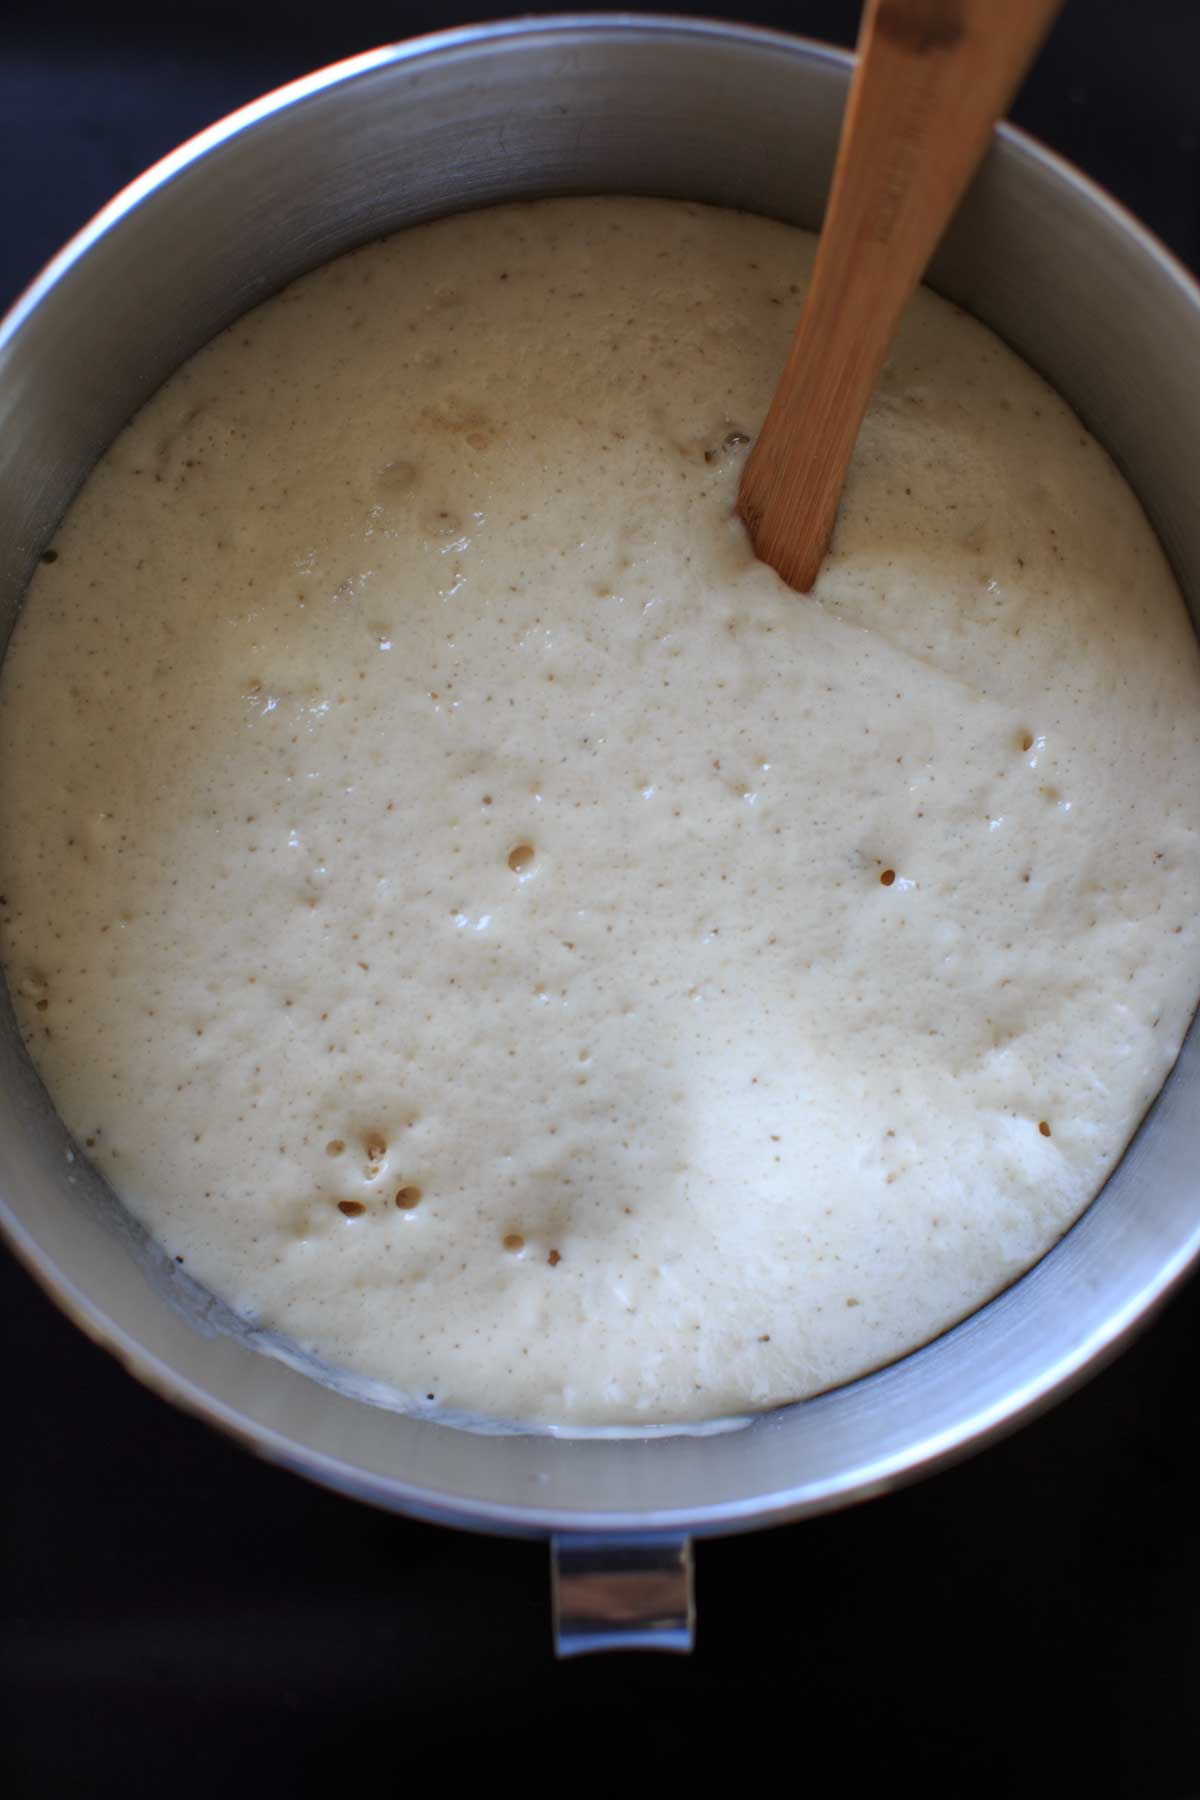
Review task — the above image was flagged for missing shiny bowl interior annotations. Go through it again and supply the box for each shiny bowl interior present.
[0,15,1197,1537]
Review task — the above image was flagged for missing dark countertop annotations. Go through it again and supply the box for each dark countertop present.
[2,5,1198,1792]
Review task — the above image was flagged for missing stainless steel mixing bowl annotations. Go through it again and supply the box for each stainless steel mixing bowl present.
[1,14,1197,1654]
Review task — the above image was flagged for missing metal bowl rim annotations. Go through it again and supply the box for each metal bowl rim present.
[3,10,1198,1538]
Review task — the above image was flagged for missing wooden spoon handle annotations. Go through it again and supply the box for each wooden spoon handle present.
[738,0,1061,593]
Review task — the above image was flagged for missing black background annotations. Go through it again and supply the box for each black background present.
[2,3,1199,1793]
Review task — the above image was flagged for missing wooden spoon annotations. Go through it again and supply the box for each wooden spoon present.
[737,0,1061,594]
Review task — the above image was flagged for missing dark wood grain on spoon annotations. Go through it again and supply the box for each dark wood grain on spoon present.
[737,0,1062,594]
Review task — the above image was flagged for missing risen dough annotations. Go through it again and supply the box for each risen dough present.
[1,199,1197,1427]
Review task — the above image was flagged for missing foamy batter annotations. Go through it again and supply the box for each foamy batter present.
[2,199,1197,1427]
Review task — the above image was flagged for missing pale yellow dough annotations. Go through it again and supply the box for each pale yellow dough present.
[1,198,1198,1428]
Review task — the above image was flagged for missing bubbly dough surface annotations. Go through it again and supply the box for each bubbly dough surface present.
[2,198,1198,1428]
